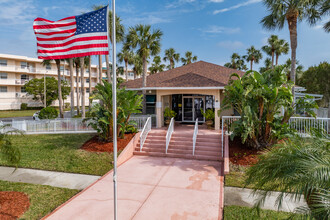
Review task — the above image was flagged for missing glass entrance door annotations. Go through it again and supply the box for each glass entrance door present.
[182,96,205,122]
[183,98,193,121]
[194,98,204,122]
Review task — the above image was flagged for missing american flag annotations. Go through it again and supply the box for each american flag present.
[33,6,109,60]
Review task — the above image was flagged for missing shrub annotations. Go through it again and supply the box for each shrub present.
[39,107,58,119]
[64,103,70,110]
[20,103,28,110]
[164,107,176,120]
[201,108,215,121]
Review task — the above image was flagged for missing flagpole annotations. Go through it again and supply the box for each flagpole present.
[110,1,118,219]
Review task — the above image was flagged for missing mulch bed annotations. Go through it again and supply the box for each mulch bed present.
[0,191,30,220]
[81,133,135,153]
[229,137,262,166]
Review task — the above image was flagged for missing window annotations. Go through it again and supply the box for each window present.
[0,86,7,92]
[86,88,90,93]
[0,73,7,79]
[60,66,64,71]
[86,78,90,83]
[46,64,51,70]
[0,59,7,66]
[129,72,134,77]
[66,69,69,75]
[21,86,26,93]
[21,62,28,69]
[21,74,29,80]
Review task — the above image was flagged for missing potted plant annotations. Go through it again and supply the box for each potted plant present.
[201,108,215,129]
[164,107,176,126]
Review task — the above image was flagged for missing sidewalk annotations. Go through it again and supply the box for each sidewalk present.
[44,156,224,220]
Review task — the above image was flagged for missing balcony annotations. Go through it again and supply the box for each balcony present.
[0,79,16,85]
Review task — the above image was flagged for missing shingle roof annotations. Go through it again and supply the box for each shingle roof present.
[122,60,245,89]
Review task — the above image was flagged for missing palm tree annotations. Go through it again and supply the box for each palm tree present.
[261,35,280,68]
[126,24,163,114]
[42,59,64,118]
[284,58,304,80]
[259,58,272,73]
[132,54,143,80]
[73,58,80,115]
[224,53,247,70]
[261,0,323,99]
[149,56,165,74]
[163,48,180,69]
[117,47,134,81]
[244,46,263,71]
[275,39,289,66]
[68,58,74,117]
[321,0,330,32]
[181,51,197,65]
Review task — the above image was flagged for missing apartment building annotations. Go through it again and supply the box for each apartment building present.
[0,53,107,110]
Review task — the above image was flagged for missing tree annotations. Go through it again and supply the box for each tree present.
[73,58,81,115]
[245,136,330,219]
[221,66,317,149]
[117,47,134,81]
[321,0,330,32]
[126,24,163,114]
[283,58,304,80]
[163,48,180,69]
[224,53,247,71]
[259,58,272,73]
[244,46,263,71]
[261,0,323,100]
[275,39,289,65]
[298,62,330,108]
[181,51,197,65]
[80,57,86,118]
[149,56,165,74]
[68,58,75,117]
[261,35,280,68]
[132,54,143,79]
[24,77,70,107]
[0,124,22,165]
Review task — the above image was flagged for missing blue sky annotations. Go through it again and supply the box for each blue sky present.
[0,0,329,70]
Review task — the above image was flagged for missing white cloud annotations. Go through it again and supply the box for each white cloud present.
[209,0,225,3]
[202,25,240,34]
[166,0,199,9]
[217,41,244,49]
[0,0,36,25]
[213,0,261,14]
[43,6,59,16]
[123,15,172,26]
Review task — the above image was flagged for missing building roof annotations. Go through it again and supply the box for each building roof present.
[122,61,245,89]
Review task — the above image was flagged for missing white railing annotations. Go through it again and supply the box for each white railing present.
[165,117,174,154]
[221,116,241,158]
[129,114,156,130]
[192,118,198,155]
[289,117,330,137]
[140,117,151,151]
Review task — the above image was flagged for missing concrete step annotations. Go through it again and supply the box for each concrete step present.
[133,151,223,161]
[196,136,221,142]
[135,147,165,153]
[140,143,165,148]
[196,141,220,147]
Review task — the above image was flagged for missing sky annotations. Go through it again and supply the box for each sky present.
[0,0,329,70]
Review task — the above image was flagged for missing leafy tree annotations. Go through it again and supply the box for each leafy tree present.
[181,51,197,65]
[149,56,165,74]
[283,58,304,80]
[117,47,134,81]
[132,54,143,79]
[298,62,330,108]
[224,53,247,71]
[261,35,280,68]
[321,0,330,32]
[244,46,263,71]
[275,39,289,66]
[126,24,163,114]
[259,58,272,73]
[163,48,180,69]
[221,66,317,149]
[245,136,330,219]
[24,77,70,107]
[261,0,323,99]
[39,106,58,119]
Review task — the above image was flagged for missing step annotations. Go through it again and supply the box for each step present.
[194,149,221,157]
[195,146,221,152]
[196,141,220,147]
[135,147,165,153]
[196,137,221,142]
[133,151,223,161]
[140,143,165,148]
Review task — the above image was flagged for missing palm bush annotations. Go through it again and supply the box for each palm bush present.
[87,80,142,141]
[39,107,58,120]
[0,124,22,165]
[245,135,330,219]
[221,66,317,149]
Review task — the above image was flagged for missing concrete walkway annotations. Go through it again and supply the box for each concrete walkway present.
[224,186,307,212]
[45,156,224,220]
[0,166,100,190]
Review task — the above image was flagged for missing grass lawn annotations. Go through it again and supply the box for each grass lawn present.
[224,205,301,220]
[0,180,79,219]
[0,110,38,118]
[0,134,113,176]
[225,164,249,188]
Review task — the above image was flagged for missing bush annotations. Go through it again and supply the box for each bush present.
[201,108,215,121]
[39,107,58,119]
[164,107,176,120]
[64,103,70,110]
[20,103,28,110]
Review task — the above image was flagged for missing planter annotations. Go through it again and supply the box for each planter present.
[164,119,170,126]
[205,120,213,129]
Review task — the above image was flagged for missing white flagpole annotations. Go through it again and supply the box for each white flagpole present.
[110,1,118,219]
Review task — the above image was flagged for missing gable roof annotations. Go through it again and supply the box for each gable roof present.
[122,60,245,89]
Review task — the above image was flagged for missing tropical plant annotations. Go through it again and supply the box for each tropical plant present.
[283,58,304,80]
[201,108,215,121]
[0,123,22,165]
[275,39,289,66]
[24,77,70,107]
[132,54,143,79]
[261,35,279,68]
[164,107,176,120]
[163,48,180,69]
[68,58,75,117]
[245,135,330,219]
[224,53,247,71]
[261,0,323,99]
[39,106,58,119]
[181,51,197,65]
[149,56,165,74]
[117,47,134,81]
[126,24,163,114]
[87,81,142,141]
[244,46,263,71]
[259,58,272,73]
[221,66,317,149]
[321,0,330,32]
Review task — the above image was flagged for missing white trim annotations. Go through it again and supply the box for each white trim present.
[126,86,225,91]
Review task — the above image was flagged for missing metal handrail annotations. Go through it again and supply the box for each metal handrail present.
[165,117,174,154]
[192,118,198,155]
[140,117,151,151]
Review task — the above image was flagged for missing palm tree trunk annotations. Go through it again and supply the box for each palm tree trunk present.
[250,60,253,71]
[170,60,174,69]
[75,64,80,115]
[275,53,279,66]
[88,56,92,112]
[80,57,86,118]
[105,55,111,83]
[287,16,298,104]
[98,55,102,84]
[271,51,274,68]
[69,58,74,117]
[125,60,128,81]
[142,56,148,114]
[55,60,63,118]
